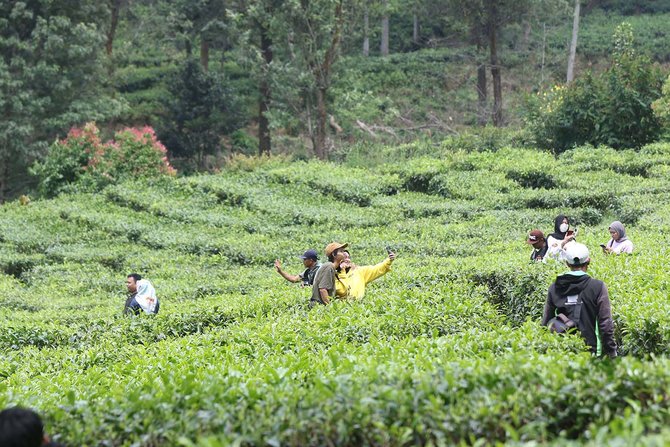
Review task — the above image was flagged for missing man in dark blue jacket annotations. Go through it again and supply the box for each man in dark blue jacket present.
[542,243,617,358]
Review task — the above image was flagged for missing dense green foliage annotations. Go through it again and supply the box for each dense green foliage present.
[652,74,670,130]
[4,1,670,200]
[30,123,176,197]
[527,24,665,153]
[0,0,124,200]
[159,60,244,166]
[3,142,670,445]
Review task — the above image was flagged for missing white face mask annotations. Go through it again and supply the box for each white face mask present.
[559,223,569,233]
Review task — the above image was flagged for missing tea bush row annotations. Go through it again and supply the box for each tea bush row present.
[3,143,670,444]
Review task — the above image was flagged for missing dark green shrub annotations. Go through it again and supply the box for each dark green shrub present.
[158,59,244,166]
[506,169,558,189]
[469,266,552,326]
[576,207,604,226]
[527,24,664,153]
[230,130,258,156]
[440,126,531,153]
[600,0,670,14]
[652,74,670,132]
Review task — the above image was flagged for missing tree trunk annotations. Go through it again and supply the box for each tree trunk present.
[489,21,503,126]
[567,0,580,83]
[473,24,488,126]
[305,93,316,155]
[477,61,488,126]
[200,39,209,72]
[106,0,122,56]
[413,14,419,45]
[541,22,547,85]
[315,87,327,159]
[520,20,531,51]
[258,25,273,155]
[308,0,344,159]
[0,155,8,204]
[381,0,389,56]
[363,7,369,56]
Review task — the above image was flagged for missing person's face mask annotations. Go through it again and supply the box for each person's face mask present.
[559,223,569,233]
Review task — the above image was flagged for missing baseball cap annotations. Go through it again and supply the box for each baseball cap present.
[324,242,348,257]
[527,229,544,244]
[564,242,590,265]
[299,249,318,261]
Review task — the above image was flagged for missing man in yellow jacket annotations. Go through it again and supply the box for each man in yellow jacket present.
[335,249,396,300]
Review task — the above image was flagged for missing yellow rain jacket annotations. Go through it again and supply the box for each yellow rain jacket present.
[335,258,392,299]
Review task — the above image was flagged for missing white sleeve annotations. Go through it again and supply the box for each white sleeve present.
[135,294,152,313]
[546,236,562,259]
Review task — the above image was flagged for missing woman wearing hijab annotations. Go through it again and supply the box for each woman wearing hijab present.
[334,248,395,300]
[135,279,160,314]
[603,221,634,254]
[546,214,576,260]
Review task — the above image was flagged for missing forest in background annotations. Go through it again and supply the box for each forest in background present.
[3,0,670,201]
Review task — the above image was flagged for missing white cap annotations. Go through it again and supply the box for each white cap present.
[564,242,590,265]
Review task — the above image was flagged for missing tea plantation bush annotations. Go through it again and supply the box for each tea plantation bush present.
[2,144,670,445]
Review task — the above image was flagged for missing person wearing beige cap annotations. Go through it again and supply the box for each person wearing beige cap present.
[310,242,348,307]
[527,229,548,263]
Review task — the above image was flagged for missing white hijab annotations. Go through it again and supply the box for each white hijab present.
[135,279,158,314]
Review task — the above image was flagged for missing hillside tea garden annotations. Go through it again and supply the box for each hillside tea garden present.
[2,144,670,445]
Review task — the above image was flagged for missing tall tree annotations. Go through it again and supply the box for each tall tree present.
[412,13,419,45]
[448,0,567,126]
[363,5,370,56]
[236,0,285,155]
[0,0,123,201]
[241,0,284,155]
[282,0,350,159]
[106,0,125,56]
[472,23,488,125]
[164,0,227,69]
[161,60,242,168]
[258,22,273,155]
[566,0,580,82]
[486,1,504,125]
[380,0,389,56]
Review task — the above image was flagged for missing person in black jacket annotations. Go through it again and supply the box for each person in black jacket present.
[542,243,617,358]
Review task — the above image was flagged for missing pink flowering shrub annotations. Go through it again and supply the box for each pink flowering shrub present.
[32,122,176,196]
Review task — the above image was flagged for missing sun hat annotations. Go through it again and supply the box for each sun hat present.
[325,242,348,257]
